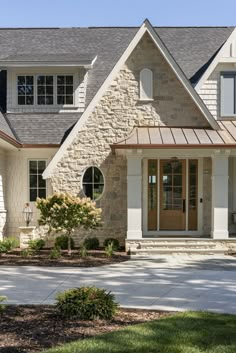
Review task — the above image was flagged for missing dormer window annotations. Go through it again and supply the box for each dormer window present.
[57,75,74,105]
[17,75,34,105]
[17,74,74,106]
[140,68,153,100]
[37,75,54,105]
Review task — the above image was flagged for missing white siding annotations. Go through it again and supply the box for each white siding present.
[7,67,88,114]
[6,148,58,236]
[198,63,236,120]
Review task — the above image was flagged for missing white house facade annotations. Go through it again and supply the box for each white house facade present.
[1,21,236,251]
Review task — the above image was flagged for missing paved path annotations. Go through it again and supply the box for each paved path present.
[1,254,236,314]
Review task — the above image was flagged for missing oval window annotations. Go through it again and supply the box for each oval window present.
[82,166,104,200]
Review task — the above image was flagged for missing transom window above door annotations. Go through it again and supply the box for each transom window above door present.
[17,74,74,106]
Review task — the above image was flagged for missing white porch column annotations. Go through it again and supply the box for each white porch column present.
[211,152,229,239]
[127,154,142,239]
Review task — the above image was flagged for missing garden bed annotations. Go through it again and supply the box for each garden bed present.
[0,249,130,267]
[0,305,170,353]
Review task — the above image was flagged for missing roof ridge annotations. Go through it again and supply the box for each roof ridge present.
[0,26,234,30]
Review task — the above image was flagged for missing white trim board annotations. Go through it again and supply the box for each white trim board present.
[43,19,219,179]
[195,27,236,92]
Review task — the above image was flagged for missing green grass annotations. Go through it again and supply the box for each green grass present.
[43,311,236,353]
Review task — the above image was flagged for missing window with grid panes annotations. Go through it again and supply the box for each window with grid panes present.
[57,75,74,105]
[29,160,47,201]
[17,76,34,105]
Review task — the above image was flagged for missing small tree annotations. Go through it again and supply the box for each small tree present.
[36,192,102,255]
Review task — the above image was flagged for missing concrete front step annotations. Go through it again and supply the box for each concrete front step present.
[126,238,236,256]
[131,248,228,255]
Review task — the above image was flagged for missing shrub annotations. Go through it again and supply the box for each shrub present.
[28,239,45,252]
[21,249,32,258]
[105,242,114,258]
[56,286,118,320]
[0,237,19,254]
[0,296,7,314]
[55,235,75,250]
[104,238,120,251]
[83,237,99,250]
[49,247,61,260]
[80,245,88,258]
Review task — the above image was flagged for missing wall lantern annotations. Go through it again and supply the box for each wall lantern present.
[23,203,33,227]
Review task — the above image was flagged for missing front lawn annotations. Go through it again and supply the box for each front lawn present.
[43,311,236,353]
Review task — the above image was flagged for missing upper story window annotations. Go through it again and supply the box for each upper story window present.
[29,160,47,201]
[57,75,74,105]
[140,68,153,100]
[37,75,54,105]
[17,75,34,105]
[221,72,236,116]
[17,74,74,106]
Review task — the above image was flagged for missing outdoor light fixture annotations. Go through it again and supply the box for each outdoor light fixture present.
[23,203,33,226]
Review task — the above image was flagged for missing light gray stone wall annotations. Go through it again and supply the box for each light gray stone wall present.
[203,157,212,235]
[50,33,210,245]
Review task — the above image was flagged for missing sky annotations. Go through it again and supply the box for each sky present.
[0,0,236,27]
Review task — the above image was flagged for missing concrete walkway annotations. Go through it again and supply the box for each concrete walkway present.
[1,254,236,314]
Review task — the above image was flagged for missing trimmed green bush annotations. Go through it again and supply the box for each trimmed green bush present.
[103,238,120,251]
[28,239,45,252]
[56,286,118,320]
[83,237,99,250]
[55,235,75,250]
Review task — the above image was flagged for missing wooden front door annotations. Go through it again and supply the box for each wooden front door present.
[160,159,186,230]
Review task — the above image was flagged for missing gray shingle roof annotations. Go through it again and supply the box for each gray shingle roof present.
[0,26,234,145]
[0,109,16,140]
[6,113,80,144]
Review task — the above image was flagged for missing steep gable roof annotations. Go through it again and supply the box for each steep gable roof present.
[43,20,220,178]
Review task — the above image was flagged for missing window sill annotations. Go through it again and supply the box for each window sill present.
[138,98,154,102]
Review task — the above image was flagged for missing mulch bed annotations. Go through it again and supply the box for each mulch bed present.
[0,249,130,267]
[0,305,172,353]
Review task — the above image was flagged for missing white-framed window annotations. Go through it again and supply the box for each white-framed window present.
[37,75,54,105]
[29,160,47,202]
[82,166,104,201]
[140,68,153,100]
[57,75,74,105]
[17,74,74,106]
[17,75,34,105]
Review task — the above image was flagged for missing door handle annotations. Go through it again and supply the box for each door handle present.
[182,199,186,213]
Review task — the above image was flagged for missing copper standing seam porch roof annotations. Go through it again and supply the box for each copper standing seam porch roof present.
[111,121,236,150]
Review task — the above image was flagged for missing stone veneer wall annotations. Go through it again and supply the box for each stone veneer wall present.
[203,157,212,235]
[50,33,212,245]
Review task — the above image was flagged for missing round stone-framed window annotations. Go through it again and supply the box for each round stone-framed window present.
[82,166,104,201]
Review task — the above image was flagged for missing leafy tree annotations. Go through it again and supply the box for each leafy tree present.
[36,192,102,255]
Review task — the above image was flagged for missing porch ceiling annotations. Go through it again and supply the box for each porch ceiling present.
[111,121,236,149]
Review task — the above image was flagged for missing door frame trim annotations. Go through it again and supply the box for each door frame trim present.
[143,157,203,236]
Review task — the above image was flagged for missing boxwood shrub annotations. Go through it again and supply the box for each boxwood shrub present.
[55,235,75,250]
[103,238,120,251]
[56,286,118,320]
[83,237,99,250]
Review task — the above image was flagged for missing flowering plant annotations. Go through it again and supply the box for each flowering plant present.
[36,192,102,255]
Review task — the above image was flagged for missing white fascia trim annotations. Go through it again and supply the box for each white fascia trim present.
[195,27,236,92]
[43,19,218,179]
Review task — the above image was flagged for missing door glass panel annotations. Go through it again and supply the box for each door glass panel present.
[188,160,198,230]
[162,160,183,211]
